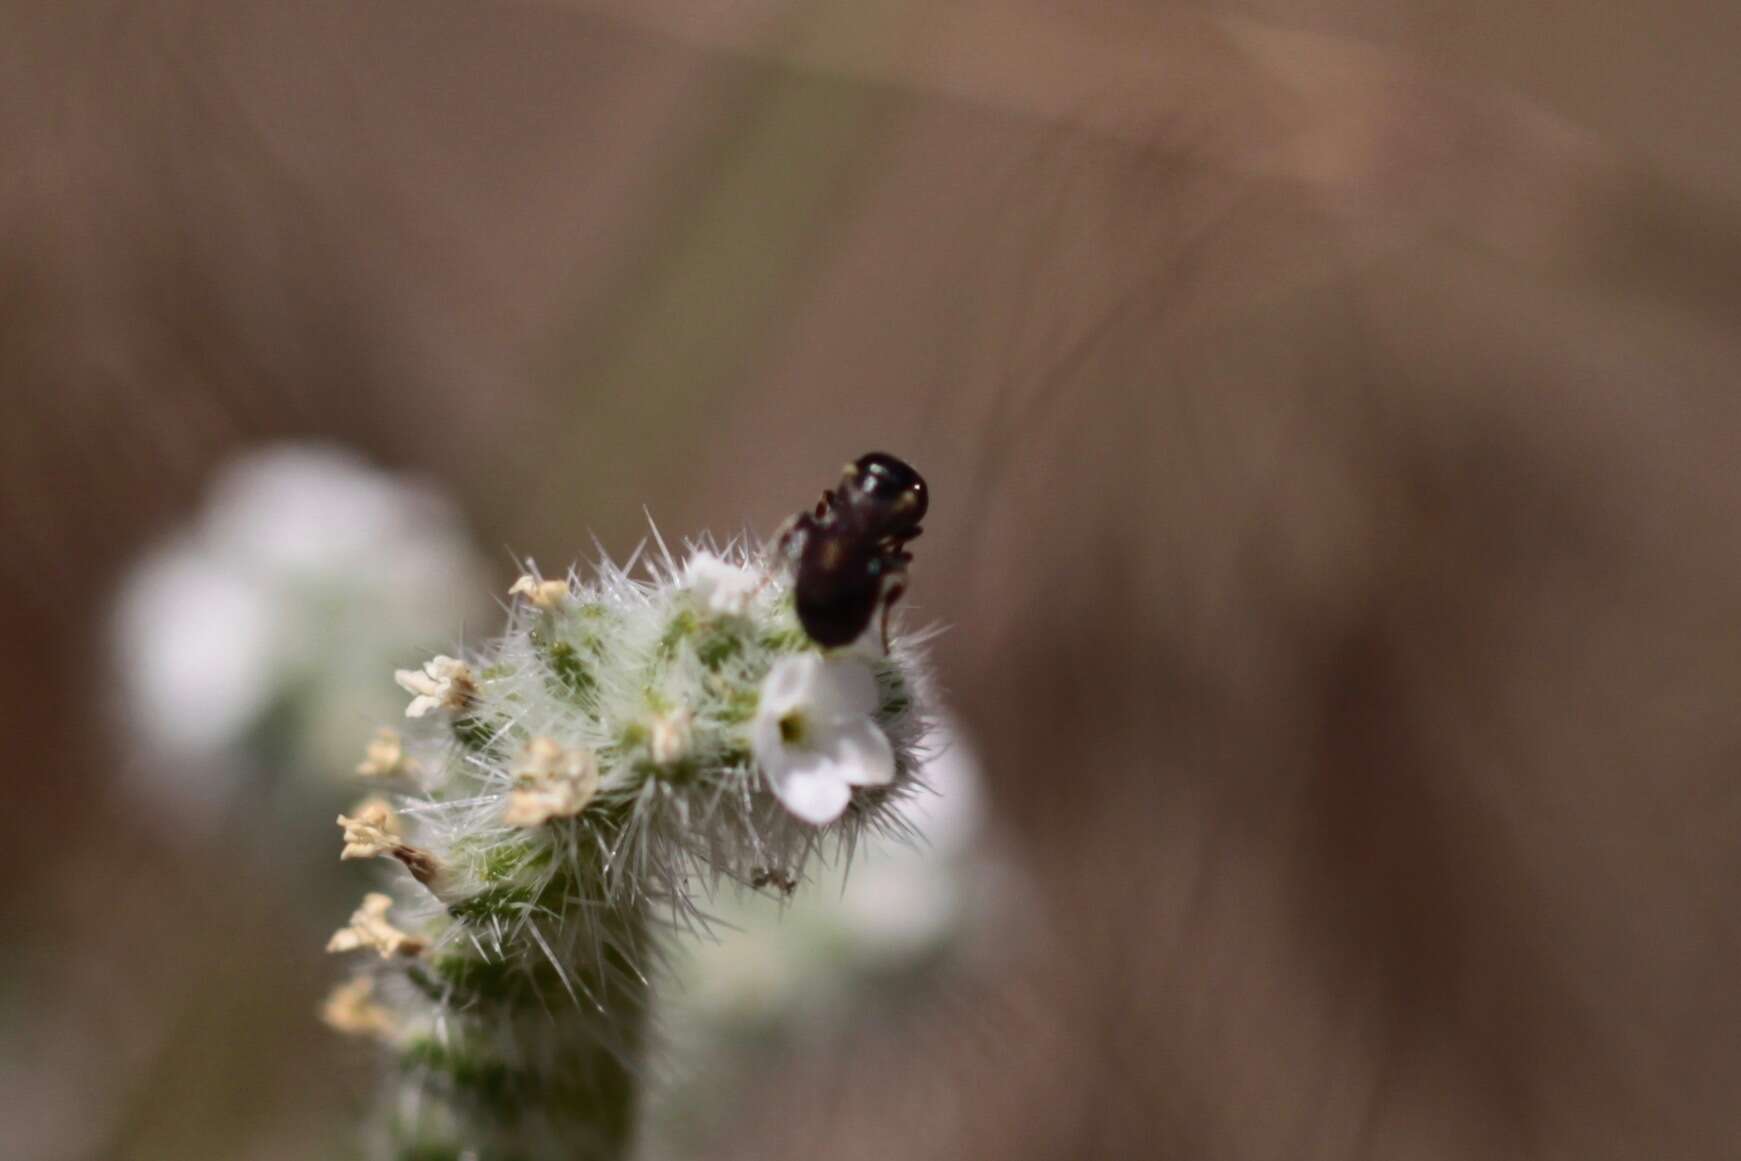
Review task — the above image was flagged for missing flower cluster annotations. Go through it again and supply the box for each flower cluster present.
[322,538,934,1160]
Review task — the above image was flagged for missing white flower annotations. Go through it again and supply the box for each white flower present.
[509,574,571,611]
[326,892,425,958]
[113,443,489,812]
[752,654,894,825]
[393,655,475,718]
[503,737,599,827]
[682,551,761,617]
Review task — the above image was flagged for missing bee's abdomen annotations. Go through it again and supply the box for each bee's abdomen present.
[793,542,881,647]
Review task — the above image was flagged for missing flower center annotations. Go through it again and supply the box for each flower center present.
[778,711,809,746]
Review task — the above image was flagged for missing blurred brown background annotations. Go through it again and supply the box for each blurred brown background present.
[5,2,1741,1158]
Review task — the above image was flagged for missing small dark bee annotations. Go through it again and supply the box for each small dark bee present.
[777,452,928,650]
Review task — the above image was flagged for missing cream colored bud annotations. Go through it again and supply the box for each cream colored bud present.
[650,709,693,766]
[356,727,421,781]
[326,892,426,958]
[510,574,571,611]
[337,797,402,860]
[503,736,599,827]
[394,655,476,718]
[320,975,398,1040]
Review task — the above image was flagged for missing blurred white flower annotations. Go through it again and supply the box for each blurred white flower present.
[115,551,278,760]
[393,655,475,718]
[682,550,761,617]
[752,654,894,825]
[112,443,488,808]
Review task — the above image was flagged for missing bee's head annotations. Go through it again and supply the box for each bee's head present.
[843,452,928,529]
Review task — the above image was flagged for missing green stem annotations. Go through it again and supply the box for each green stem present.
[389,847,652,1161]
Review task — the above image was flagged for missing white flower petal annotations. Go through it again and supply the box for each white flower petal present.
[823,715,896,787]
[750,712,785,769]
[812,658,880,718]
[758,654,824,717]
[766,755,855,825]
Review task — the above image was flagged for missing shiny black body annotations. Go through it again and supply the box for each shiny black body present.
[781,452,927,649]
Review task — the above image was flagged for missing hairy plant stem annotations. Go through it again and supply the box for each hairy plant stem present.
[329,544,934,1159]
[390,835,653,1161]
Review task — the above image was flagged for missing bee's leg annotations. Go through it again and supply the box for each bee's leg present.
[813,489,835,519]
[879,528,922,556]
[878,567,909,654]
